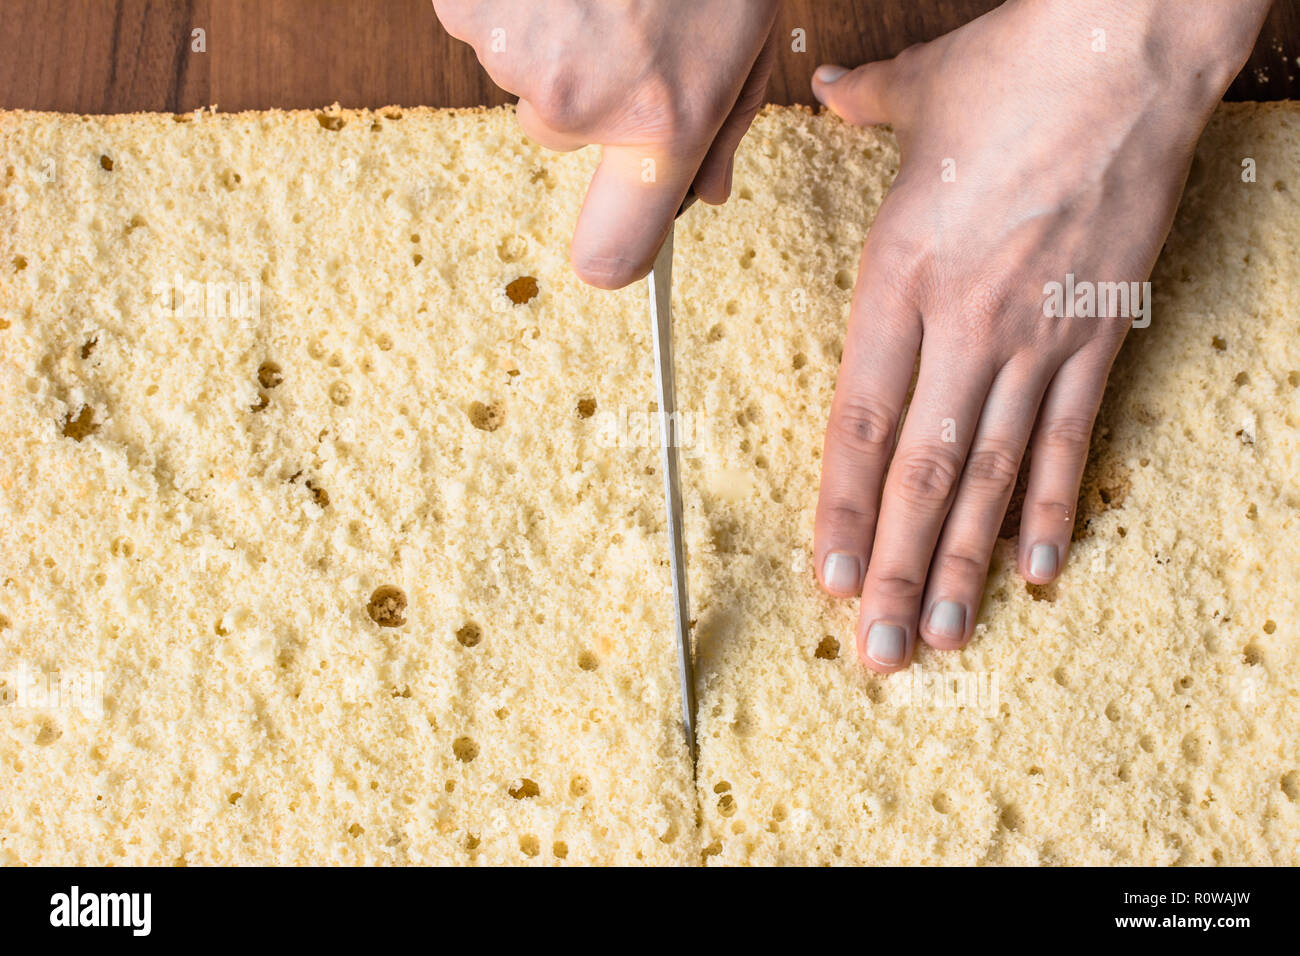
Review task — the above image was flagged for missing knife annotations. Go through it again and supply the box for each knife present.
[648,192,698,761]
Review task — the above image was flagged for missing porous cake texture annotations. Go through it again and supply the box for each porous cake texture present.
[684,103,1299,865]
[0,103,1296,865]
[0,104,696,865]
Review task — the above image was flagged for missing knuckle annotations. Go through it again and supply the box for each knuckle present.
[947,278,1020,345]
[820,498,878,529]
[621,77,697,147]
[730,79,768,122]
[864,230,929,292]
[935,549,986,583]
[892,446,961,506]
[829,396,895,456]
[878,45,926,109]
[869,569,926,601]
[431,2,473,40]
[891,42,927,76]
[1038,415,1095,454]
[962,443,1022,497]
[530,71,590,132]
[1030,498,1075,526]
[962,274,1016,316]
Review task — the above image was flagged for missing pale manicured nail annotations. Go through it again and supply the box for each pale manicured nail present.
[927,601,966,641]
[814,64,849,86]
[1030,544,1058,580]
[865,622,907,666]
[822,552,863,595]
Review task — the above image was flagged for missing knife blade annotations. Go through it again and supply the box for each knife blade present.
[648,194,698,761]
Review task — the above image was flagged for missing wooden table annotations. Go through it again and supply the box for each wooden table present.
[1,0,1297,113]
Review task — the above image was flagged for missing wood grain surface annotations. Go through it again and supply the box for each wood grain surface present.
[1,0,1297,114]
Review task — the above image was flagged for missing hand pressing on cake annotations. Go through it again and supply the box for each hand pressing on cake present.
[810,0,1270,672]
[432,0,779,288]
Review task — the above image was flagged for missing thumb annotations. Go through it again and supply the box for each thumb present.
[569,144,698,290]
[812,61,896,127]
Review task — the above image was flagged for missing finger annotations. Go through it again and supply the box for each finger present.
[431,1,526,98]
[919,360,1048,650]
[813,244,921,600]
[515,98,587,152]
[693,27,779,204]
[430,0,471,42]
[856,339,994,672]
[569,144,699,289]
[811,59,896,127]
[1019,345,1116,584]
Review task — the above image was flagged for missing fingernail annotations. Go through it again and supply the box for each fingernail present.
[822,552,863,595]
[1029,544,1058,580]
[865,622,907,667]
[814,64,849,86]
[927,601,966,641]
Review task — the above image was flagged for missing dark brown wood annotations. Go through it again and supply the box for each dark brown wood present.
[0,0,1297,113]
[209,0,512,111]
[1,0,210,112]
[1232,0,1300,100]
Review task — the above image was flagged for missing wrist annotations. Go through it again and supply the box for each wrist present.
[1037,0,1270,116]
[1144,0,1271,109]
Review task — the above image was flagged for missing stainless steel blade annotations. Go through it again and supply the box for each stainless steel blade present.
[648,223,697,761]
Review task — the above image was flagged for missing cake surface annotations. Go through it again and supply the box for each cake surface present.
[686,102,1300,865]
[0,104,698,865]
[0,102,1296,865]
